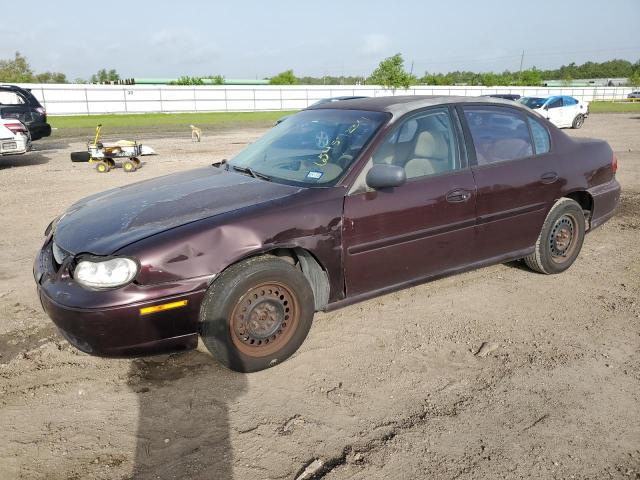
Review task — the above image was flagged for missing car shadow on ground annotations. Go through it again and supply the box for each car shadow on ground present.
[30,140,72,152]
[504,259,532,272]
[129,349,247,480]
[0,152,50,169]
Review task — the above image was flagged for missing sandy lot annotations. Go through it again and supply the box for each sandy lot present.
[0,114,638,480]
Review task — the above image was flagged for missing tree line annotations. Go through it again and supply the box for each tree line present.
[1,51,639,87]
[271,55,640,88]
[0,52,121,84]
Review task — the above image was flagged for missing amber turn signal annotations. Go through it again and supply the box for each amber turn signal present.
[139,300,188,316]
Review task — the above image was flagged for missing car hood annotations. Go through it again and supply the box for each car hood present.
[54,166,303,255]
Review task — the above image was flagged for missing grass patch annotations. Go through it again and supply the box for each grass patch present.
[50,111,297,129]
[589,101,640,113]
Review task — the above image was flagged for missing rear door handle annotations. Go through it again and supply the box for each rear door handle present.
[540,172,559,184]
[446,189,472,203]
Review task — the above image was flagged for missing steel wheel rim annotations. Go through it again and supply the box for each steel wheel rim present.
[549,213,578,263]
[229,281,299,357]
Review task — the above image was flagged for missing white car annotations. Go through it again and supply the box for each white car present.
[519,95,589,129]
[0,118,31,156]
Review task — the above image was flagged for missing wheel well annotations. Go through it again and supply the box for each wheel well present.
[243,247,330,312]
[565,191,593,227]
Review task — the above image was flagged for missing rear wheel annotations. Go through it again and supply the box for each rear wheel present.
[572,114,585,129]
[123,160,137,172]
[200,256,314,372]
[524,198,586,274]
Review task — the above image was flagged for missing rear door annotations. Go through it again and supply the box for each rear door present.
[342,107,477,296]
[459,105,563,261]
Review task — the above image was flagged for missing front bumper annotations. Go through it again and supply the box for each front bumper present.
[34,238,210,357]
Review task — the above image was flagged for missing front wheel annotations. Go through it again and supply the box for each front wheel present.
[572,114,585,129]
[524,198,586,274]
[200,256,315,372]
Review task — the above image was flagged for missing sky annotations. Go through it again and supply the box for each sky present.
[2,0,639,81]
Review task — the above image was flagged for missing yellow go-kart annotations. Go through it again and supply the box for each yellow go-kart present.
[70,125,154,173]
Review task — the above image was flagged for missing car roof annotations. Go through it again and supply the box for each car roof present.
[308,95,532,117]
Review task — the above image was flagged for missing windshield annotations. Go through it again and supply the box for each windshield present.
[228,109,389,187]
[519,97,546,109]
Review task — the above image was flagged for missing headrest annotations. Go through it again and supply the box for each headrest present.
[414,131,448,159]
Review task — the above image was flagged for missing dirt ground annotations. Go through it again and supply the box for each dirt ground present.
[0,114,638,480]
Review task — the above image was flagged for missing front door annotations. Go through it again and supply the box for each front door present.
[544,96,564,127]
[343,107,477,297]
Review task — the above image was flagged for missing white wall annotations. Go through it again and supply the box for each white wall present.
[14,83,635,116]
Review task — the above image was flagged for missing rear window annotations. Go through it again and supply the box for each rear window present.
[463,107,533,165]
[0,91,25,105]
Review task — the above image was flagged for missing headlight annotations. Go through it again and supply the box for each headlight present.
[74,257,138,289]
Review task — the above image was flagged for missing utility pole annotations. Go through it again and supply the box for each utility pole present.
[519,50,525,75]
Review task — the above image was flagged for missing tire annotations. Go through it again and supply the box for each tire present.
[524,198,586,274]
[95,161,110,173]
[200,255,315,373]
[572,114,585,129]
[123,160,137,172]
[70,151,90,162]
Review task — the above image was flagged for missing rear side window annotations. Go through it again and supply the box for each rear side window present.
[563,96,578,106]
[527,117,550,154]
[463,107,533,165]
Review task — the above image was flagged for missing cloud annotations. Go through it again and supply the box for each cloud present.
[361,34,391,56]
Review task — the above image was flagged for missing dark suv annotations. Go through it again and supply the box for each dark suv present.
[0,85,51,140]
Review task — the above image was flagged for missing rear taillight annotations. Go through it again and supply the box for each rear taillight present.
[612,153,618,175]
[4,122,27,134]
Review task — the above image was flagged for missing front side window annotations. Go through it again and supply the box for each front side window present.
[228,109,388,187]
[519,97,546,109]
[546,97,562,109]
[528,117,551,154]
[372,108,461,180]
[463,107,533,165]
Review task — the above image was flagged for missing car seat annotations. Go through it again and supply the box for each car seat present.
[403,131,450,178]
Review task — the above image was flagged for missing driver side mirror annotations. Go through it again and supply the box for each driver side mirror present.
[366,164,406,189]
[542,105,549,110]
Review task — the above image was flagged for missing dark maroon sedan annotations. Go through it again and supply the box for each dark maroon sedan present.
[34,96,620,372]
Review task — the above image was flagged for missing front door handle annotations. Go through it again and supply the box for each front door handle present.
[540,172,559,184]
[446,189,472,203]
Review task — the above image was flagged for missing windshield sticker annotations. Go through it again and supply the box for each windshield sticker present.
[306,170,324,180]
[315,119,362,166]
